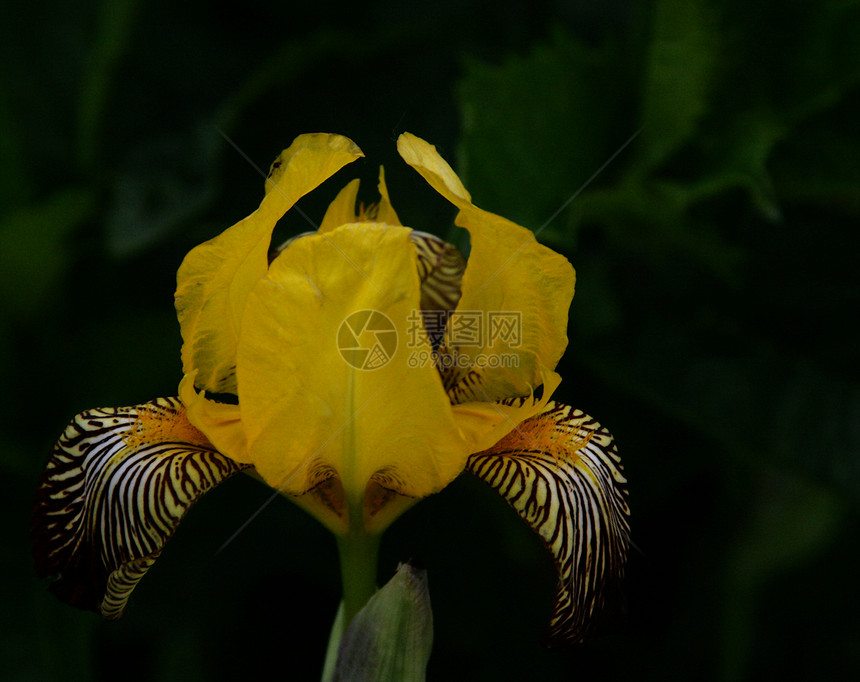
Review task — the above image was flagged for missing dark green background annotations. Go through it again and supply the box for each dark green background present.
[2,1,859,680]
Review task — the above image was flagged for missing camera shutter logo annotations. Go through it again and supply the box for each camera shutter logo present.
[337,310,398,370]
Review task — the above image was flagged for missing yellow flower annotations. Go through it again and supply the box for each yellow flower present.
[32,133,630,647]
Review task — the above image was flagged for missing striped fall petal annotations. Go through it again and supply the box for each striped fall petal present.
[31,397,248,619]
[466,401,630,647]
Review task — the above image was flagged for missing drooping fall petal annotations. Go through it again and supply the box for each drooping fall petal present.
[31,397,247,618]
[466,401,630,646]
[396,133,575,405]
[237,223,470,509]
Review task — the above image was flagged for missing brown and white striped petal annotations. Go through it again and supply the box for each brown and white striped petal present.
[466,401,630,647]
[409,229,466,386]
[410,231,465,313]
[31,397,248,619]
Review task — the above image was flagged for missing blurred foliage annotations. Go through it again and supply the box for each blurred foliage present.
[2,0,858,680]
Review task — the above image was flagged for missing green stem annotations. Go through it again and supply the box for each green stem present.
[336,531,381,625]
[322,492,381,680]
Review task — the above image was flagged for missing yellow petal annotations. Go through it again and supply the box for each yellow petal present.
[319,178,361,233]
[175,133,363,398]
[319,168,402,234]
[396,133,471,203]
[178,372,249,462]
[397,133,575,404]
[451,369,561,454]
[236,223,470,504]
[374,167,401,226]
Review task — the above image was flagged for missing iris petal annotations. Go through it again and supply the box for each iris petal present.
[451,368,561,455]
[373,167,401,226]
[237,223,470,506]
[175,133,363,459]
[176,133,363,398]
[319,178,361,232]
[466,401,630,647]
[178,373,249,462]
[397,133,575,404]
[31,397,247,618]
[410,231,465,315]
[319,167,402,234]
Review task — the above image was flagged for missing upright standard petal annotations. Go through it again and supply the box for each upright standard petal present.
[319,178,362,233]
[372,167,402,226]
[466,402,630,647]
[397,133,575,405]
[237,223,470,518]
[319,168,402,234]
[31,397,248,618]
[176,134,363,399]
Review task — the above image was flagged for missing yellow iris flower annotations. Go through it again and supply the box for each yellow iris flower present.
[32,133,630,647]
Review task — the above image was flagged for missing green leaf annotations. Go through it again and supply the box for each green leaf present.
[636,0,719,172]
[0,82,30,209]
[720,472,845,680]
[770,99,860,211]
[77,0,139,171]
[457,30,630,232]
[0,186,94,317]
[580,325,860,502]
[104,124,220,257]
